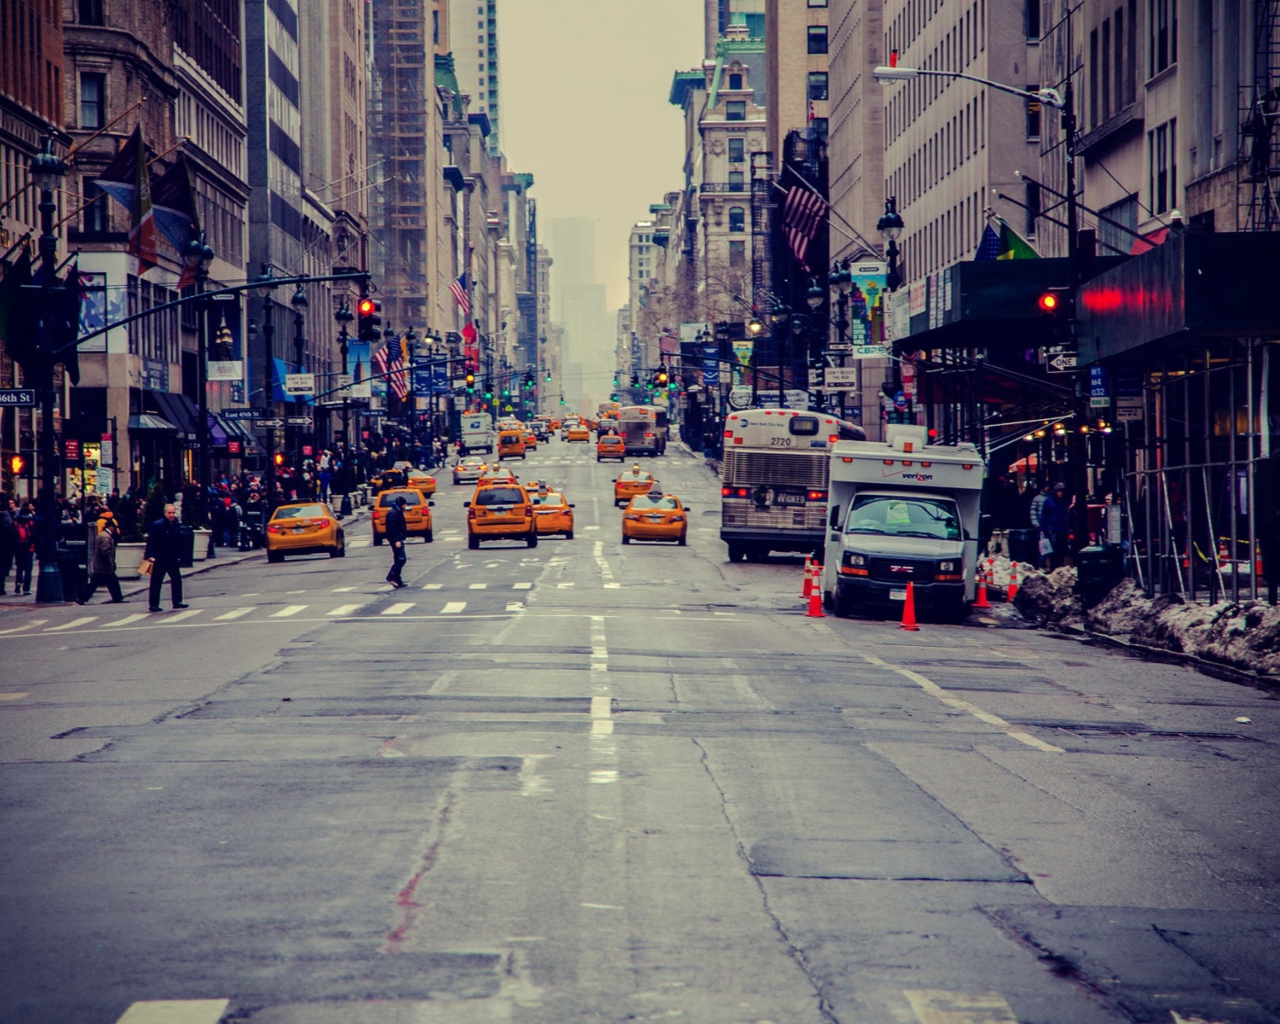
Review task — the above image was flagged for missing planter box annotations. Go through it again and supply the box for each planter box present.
[192,528,212,561]
[117,542,146,580]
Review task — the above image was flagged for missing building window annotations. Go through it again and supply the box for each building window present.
[1149,0,1176,75]
[1024,181,1041,237]
[80,73,106,129]
[726,100,746,121]
[1025,0,1040,37]
[810,117,829,138]
[79,0,104,24]
[1149,119,1176,214]
[82,178,107,233]
[729,240,746,267]
[1026,86,1041,138]
[807,25,829,53]
[808,72,829,101]
[728,137,745,163]
[728,72,744,90]
[728,207,746,232]
[728,170,745,192]
[808,0,828,6]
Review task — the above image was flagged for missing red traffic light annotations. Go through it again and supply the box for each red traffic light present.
[1037,291,1061,313]
[357,298,376,317]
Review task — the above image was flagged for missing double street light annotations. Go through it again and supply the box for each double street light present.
[182,232,215,556]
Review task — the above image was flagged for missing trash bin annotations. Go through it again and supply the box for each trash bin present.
[58,544,87,601]
[178,524,195,568]
[1075,544,1125,607]
[1006,528,1040,565]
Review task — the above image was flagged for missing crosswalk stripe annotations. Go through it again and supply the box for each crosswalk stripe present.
[603,582,621,589]
[328,604,364,616]
[0,619,46,635]
[46,616,98,631]
[468,582,488,590]
[382,602,415,615]
[422,582,442,589]
[270,605,307,618]
[903,989,1018,1024]
[557,582,575,588]
[348,538,371,548]
[512,581,533,589]
[115,1000,230,1024]
[106,613,151,628]
[165,609,202,623]
[441,601,467,614]
[506,601,524,611]
[214,607,254,621]
[332,586,357,592]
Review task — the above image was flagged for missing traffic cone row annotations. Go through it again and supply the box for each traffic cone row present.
[805,564,825,618]
[1007,562,1019,603]
[801,556,813,599]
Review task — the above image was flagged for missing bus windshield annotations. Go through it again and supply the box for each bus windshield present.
[844,495,961,540]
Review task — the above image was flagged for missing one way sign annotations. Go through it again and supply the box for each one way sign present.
[1046,353,1078,372]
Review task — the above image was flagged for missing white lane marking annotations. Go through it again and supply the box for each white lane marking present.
[468,582,488,590]
[903,990,1019,1024]
[0,620,46,635]
[214,607,254,621]
[603,582,621,589]
[382,603,415,615]
[115,1001,230,1024]
[422,583,443,589]
[441,601,467,614]
[506,601,525,612]
[860,652,1065,753]
[557,582,575,589]
[0,693,29,701]
[270,605,307,618]
[286,590,306,595]
[348,538,371,548]
[328,604,364,616]
[164,609,203,624]
[106,613,151,628]
[332,586,357,592]
[584,525,600,530]
[590,696,611,718]
[512,581,533,589]
[45,616,98,632]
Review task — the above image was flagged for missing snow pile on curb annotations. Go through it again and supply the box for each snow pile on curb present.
[1012,566,1280,677]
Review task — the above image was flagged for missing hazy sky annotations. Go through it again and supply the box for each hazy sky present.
[497,0,704,313]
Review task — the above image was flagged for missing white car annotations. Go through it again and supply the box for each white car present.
[452,457,487,485]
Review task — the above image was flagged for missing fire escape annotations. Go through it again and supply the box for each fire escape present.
[1238,0,1280,230]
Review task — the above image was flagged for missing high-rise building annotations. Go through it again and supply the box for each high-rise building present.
[449,0,500,152]
[705,0,765,57]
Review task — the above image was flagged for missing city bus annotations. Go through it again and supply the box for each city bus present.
[719,409,865,562]
[616,405,668,457]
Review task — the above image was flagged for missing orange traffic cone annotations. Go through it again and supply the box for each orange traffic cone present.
[1217,540,1229,567]
[973,566,991,609]
[801,556,813,599]
[805,566,826,618]
[1007,562,1019,603]
[899,581,919,630]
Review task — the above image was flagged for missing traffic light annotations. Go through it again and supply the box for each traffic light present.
[630,372,639,387]
[1037,287,1070,344]
[8,453,24,477]
[484,380,493,400]
[274,452,285,467]
[613,375,620,388]
[357,298,381,342]
[465,371,476,393]
[656,369,669,386]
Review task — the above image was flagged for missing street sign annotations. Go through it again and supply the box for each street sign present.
[286,416,311,426]
[100,433,114,467]
[0,389,36,407]
[283,373,315,395]
[1046,353,1078,372]
[334,373,353,398]
[223,408,268,420]
[827,342,853,353]
[254,418,284,428]
[822,367,858,388]
[1116,405,1143,422]
[227,440,242,455]
[64,438,81,462]
[850,344,889,359]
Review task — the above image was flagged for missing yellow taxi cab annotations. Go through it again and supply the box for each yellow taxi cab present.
[370,466,409,494]
[559,417,580,440]
[549,418,561,431]
[596,434,626,462]
[566,423,590,443]
[621,491,689,546]
[531,490,574,538]
[476,464,518,485]
[371,487,434,545]
[497,429,526,460]
[265,501,346,563]
[406,469,437,497]
[521,427,538,450]
[465,480,537,549]
[613,464,656,507]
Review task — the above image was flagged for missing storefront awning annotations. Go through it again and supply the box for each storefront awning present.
[150,391,199,440]
[128,413,180,432]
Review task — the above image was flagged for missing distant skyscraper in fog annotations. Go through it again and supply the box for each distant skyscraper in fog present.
[546,217,613,408]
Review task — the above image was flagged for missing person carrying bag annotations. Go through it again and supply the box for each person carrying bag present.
[144,503,188,612]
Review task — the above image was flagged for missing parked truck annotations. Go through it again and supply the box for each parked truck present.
[458,412,495,456]
[821,425,986,620]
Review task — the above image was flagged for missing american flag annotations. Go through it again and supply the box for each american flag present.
[372,342,409,402]
[782,184,828,268]
[449,273,471,317]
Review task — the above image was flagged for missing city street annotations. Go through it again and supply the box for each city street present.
[1,440,1278,1024]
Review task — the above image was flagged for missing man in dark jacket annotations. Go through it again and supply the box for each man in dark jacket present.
[384,495,409,588]
[1039,482,1071,570]
[145,503,189,611]
[0,496,15,595]
[78,510,126,604]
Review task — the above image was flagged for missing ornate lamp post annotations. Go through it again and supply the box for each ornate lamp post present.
[254,265,279,510]
[290,285,308,480]
[30,137,67,603]
[334,300,354,514]
[876,198,905,292]
[183,232,215,554]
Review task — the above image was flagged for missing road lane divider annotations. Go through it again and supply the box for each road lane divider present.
[115,1000,230,1024]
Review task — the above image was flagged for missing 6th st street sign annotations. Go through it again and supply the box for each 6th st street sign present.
[0,389,36,407]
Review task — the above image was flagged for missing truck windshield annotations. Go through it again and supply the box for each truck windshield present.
[844,495,961,540]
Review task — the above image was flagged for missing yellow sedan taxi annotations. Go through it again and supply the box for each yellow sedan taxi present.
[613,465,656,507]
[531,490,575,538]
[521,428,538,450]
[621,491,689,546]
[265,501,346,562]
[566,423,590,443]
[476,464,518,486]
[465,481,537,549]
[596,434,626,462]
[406,469,437,497]
[371,488,434,545]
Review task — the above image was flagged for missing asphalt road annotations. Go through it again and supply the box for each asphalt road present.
[1,438,1278,1024]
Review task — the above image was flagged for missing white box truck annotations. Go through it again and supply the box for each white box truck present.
[459,412,494,455]
[821,425,986,620]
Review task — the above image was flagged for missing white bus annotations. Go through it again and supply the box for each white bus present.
[719,409,865,562]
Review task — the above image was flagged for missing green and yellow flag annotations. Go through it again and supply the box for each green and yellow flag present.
[996,219,1040,260]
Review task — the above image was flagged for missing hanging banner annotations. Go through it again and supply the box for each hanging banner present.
[731,339,754,384]
[347,338,372,398]
[845,262,888,351]
[207,305,244,382]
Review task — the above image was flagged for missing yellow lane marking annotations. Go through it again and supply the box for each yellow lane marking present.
[115,1000,230,1024]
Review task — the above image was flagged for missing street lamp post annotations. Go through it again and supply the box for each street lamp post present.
[403,326,418,457]
[334,300,354,515]
[183,232,215,556]
[828,261,852,421]
[255,266,279,511]
[290,286,308,483]
[30,137,66,603]
[877,198,905,292]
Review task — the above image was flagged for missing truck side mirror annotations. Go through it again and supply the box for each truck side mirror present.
[828,504,841,529]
